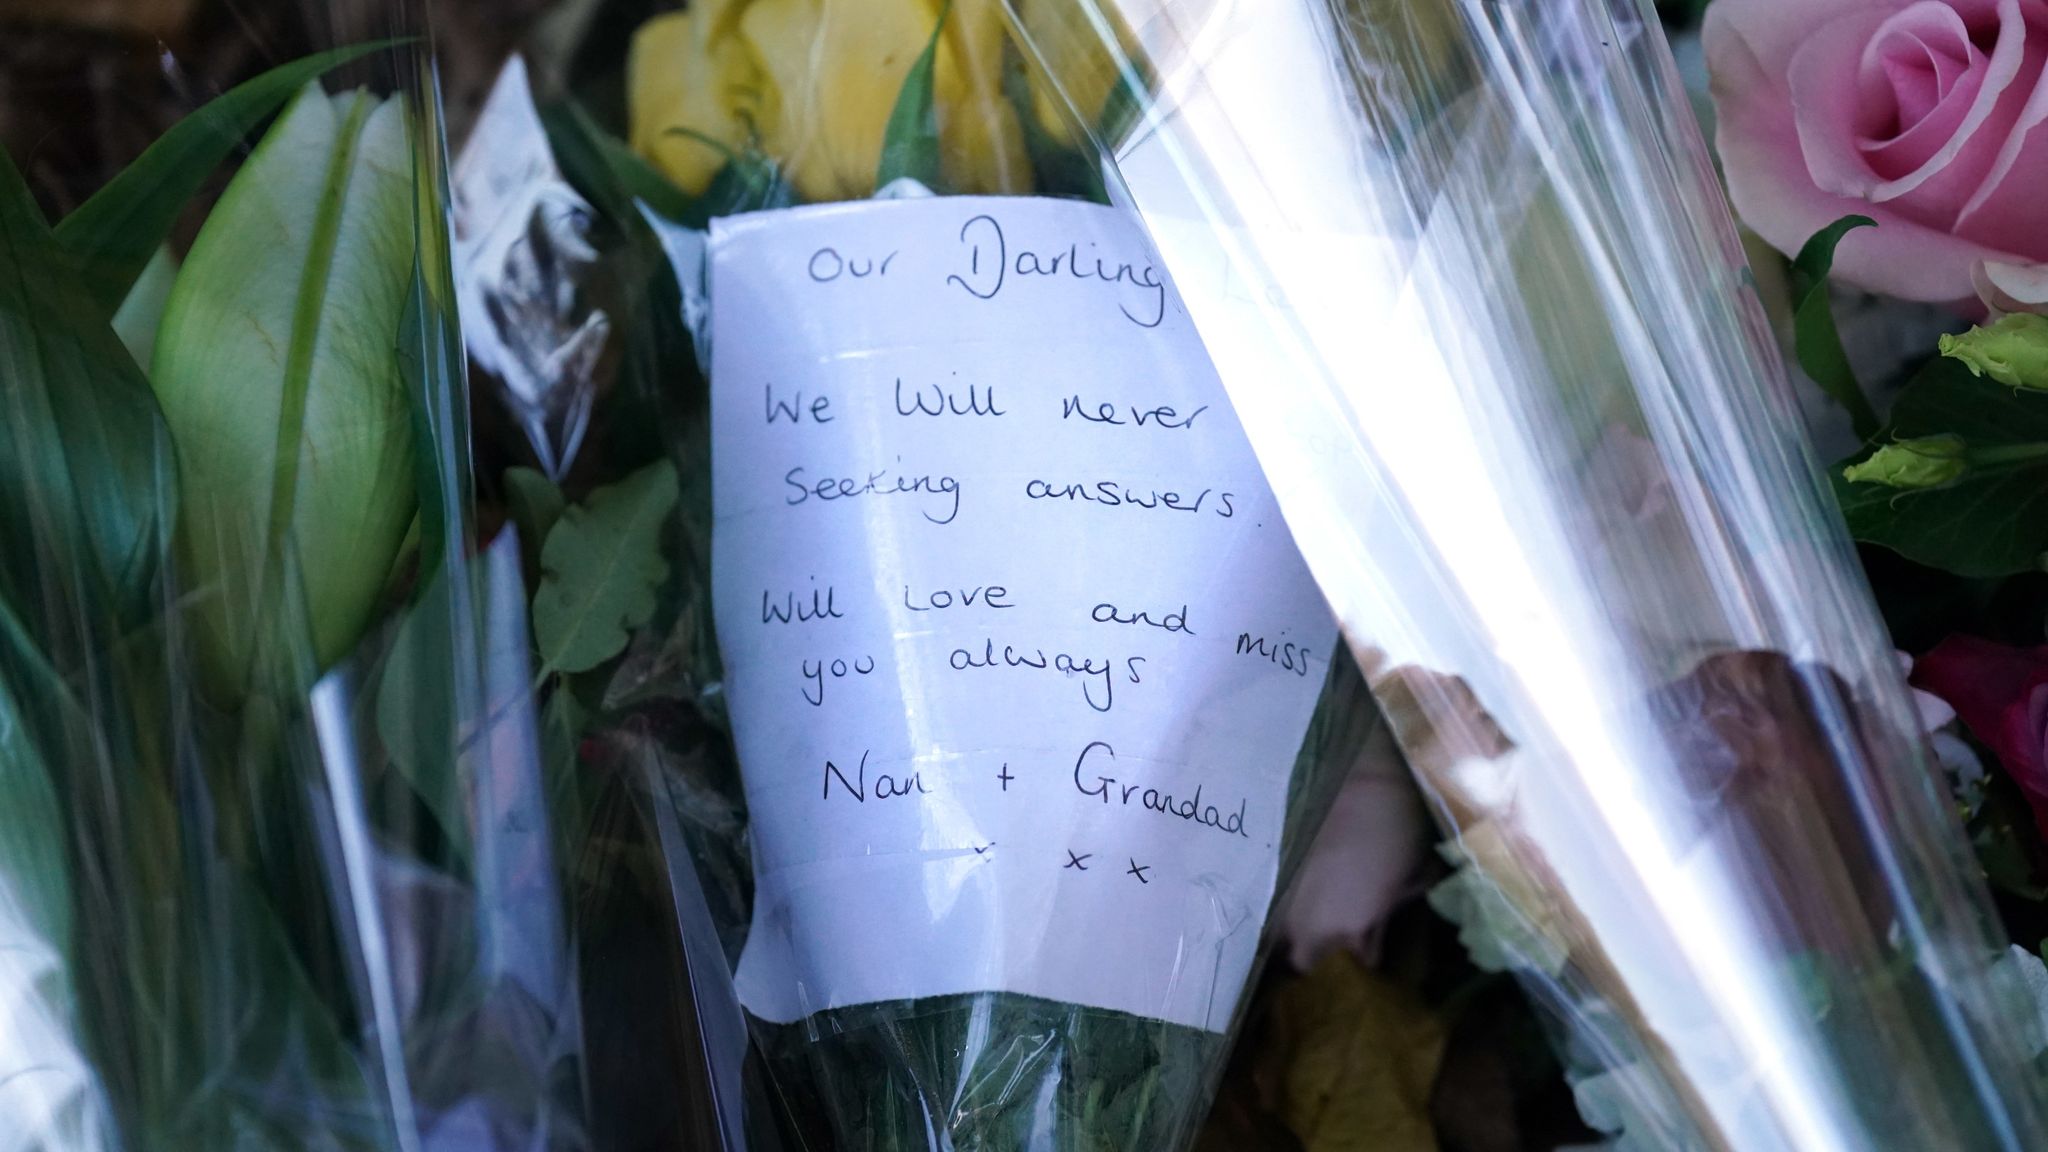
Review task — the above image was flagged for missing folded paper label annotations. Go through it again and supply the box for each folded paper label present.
[695,195,1332,1032]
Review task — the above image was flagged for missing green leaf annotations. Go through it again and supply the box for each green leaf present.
[542,99,695,226]
[875,0,952,192]
[1985,945,2048,1061]
[999,39,1110,205]
[0,142,177,625]
[544,100,787,232]
[55,41,394,317]
[1789,216,1880,440]
[1569,1063,1674,1152]
[1425,859,1569,978]
[150,83,420,703]
[0,672,75,965]
[533,460,679,675]
[541,686,589,881]
[694,150,794,223]
[374,572,472,860]
[1834,356,2048,577]
[112,244,178,370]
[504,465,566,579]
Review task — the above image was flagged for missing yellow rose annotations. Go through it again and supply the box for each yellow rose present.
[629,0,1030,202]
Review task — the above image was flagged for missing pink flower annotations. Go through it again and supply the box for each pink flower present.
[1707,0,2048,306]
[1910,634,2048,837]
[1976,258,2048,314]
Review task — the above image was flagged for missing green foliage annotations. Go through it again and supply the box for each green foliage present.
[111,245,177,369]
[1835,357,2048,577]
[1790,216,1880,440]
[546,99,788,231]
[533,460,679,675]
[875,0,952,191]
[504,465,566,579]
[1425,847,1569,977]
[0,40,563,1152]
[0,143,177,627]
[545,99,695,225]
[55,42,392,317]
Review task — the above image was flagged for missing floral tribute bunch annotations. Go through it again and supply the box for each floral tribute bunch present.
[0,19,594,1152]
[1710,0,2048,940]
[449,2,1377,1150]
[446,0,2048,1148]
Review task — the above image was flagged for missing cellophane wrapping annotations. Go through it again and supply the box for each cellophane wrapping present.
[457,0,1383,1148]
[1,6,590,1149]
[1080,0,2048,1148]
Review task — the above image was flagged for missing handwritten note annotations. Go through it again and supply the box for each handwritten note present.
[698,196,1333,1032]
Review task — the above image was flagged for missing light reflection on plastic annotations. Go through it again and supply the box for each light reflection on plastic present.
[1104,0,1861,1147]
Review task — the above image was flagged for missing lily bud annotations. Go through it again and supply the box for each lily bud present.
[150,83,418,704]
[628,0,1029,202]
[1940,313,2048,391]
[1841,435,1968,491]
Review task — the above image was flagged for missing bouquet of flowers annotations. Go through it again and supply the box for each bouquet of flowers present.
[0,10,588,1149]
[1084,0,2048,1146]
[448,2,1379,1148]
[22,0,2048,1147]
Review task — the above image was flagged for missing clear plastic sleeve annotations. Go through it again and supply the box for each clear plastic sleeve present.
[463,2,1379,1147]
[1057,0,2048,1148]
[1,8,588,1149]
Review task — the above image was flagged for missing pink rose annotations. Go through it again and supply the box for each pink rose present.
[1707,0,2048,305]
[1910,634,2048,839]
[1976,257,2048,314]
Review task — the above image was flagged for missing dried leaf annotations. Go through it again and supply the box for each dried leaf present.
[1263,953,1444,1152]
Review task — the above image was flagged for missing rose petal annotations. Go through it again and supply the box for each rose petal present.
[1959,37,2048,227]
[1911,638,2048,841]
[1790,10,1900,197]
[1860,2,1981,133]
[1897,650,1961,731]
[1954,107,2048,260]
[1708,0,2039,300]
[1717,105,2017,299]
[1975,258,2048,313]
[1914,641,2048,845]
[1911,634,2048,745]
[1708,0,1907,77]
[1858,42,1989,188]
[1870,0,2033,204]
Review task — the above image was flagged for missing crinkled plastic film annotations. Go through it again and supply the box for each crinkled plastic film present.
[478,1,1379,1148]
[0,7,593,1149]
[1045,0,2048,1148]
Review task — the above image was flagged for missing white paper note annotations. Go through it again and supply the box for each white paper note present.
[702,196,1334,1032]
